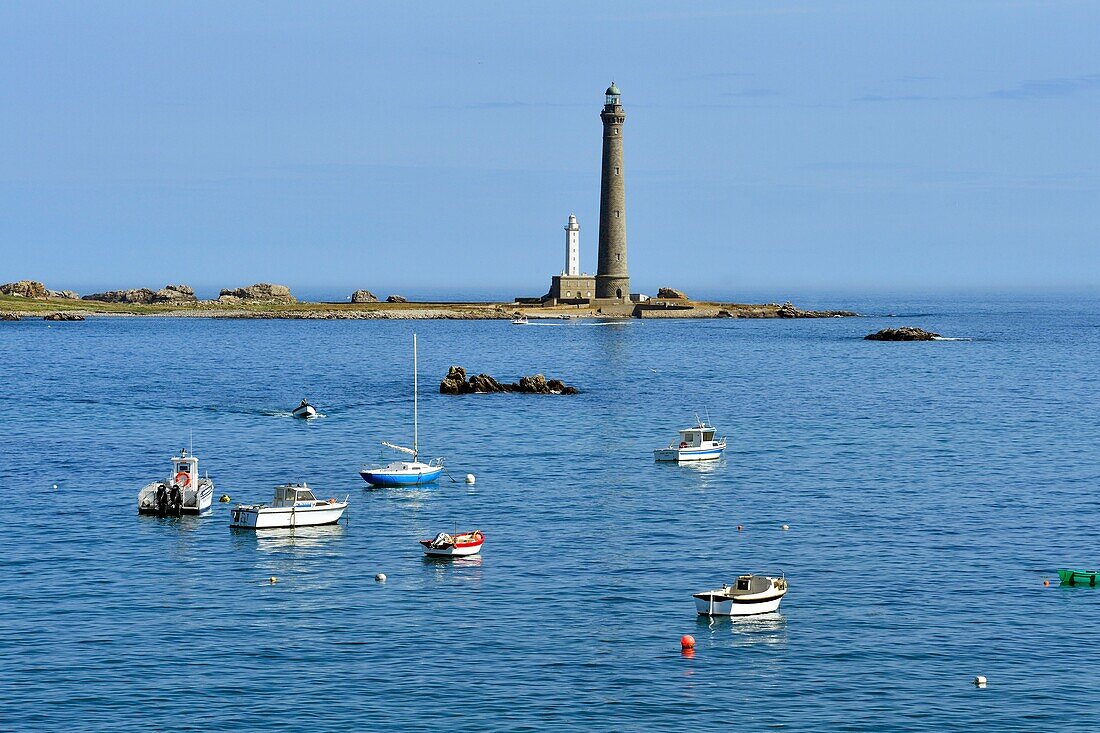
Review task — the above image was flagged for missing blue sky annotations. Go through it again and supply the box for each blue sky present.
[1,1,1097,300]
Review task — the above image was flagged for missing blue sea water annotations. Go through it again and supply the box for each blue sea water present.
[3,295,1099,732]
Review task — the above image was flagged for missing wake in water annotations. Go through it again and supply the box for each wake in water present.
[931,336,973,341]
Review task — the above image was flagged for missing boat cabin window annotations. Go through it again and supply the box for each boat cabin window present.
[174,463,190,472]
[296,489,316,501]
[702,430,714,442]
[736,578,751,591]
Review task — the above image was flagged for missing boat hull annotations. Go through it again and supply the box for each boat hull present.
[654,445,725,462]
[421,543,483,557]
[360,466,444,486]
[292,406,317,419]
[694,593,785,616]
[1058,569,1100,586]
[230,502,347,529]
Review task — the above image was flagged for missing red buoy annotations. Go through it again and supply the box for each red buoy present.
[680,634,695,650]
[1044,580,1051,587]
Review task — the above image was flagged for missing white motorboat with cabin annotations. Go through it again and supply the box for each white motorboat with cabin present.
[360,334,446,486]
[137,448,214,516]
[292,399,317,419]
[229,483,348,529]
[654,420,727,462]
[511,315,529,325]
[420,529,484,557]
[693,574,788,616]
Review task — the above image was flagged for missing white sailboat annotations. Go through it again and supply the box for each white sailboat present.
[359,334,445,486]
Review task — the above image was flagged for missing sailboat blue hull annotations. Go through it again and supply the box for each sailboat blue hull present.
[359,466,444,487]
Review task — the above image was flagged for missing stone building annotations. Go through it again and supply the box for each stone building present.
[520,85,632,305]
[548,214,595,301]
[595,83,629,300]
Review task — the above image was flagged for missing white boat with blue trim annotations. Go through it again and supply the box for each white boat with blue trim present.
[137,448,214,516]
[654,420,726,462]
[360,334,446,487]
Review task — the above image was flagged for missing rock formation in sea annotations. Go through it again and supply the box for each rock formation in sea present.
[657,287,688,299]
[0,280,48,298]
[0,312,20,321]
[43,312,86,321]
[386,294,408,303]
[351,289,379,303]
[864,327,940,341]
[440,365,578,395]
[217,283,295,303]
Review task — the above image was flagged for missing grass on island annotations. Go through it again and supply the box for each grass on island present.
[0,294,515,316]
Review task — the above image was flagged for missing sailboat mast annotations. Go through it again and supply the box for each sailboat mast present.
[413,333,418,460]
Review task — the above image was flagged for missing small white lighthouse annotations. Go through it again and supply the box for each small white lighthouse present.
[564,213,580,276]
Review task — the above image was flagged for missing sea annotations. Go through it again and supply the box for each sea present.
[3,294,1098,732]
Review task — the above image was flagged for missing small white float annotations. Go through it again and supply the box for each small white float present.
[654,420,727,462]
[137,448,214,516]
[230,483,348,529]
[693,574,788,616]
[292,399,317,419]
[420,529,484,557]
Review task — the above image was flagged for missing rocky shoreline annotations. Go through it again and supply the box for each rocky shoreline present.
[0,279,860,321]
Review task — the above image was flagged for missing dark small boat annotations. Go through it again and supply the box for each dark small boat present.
[292,399,317,419]
[1058,569,1100,586]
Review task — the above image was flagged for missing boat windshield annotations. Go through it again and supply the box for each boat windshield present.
[702,430,714,441]
[295,489,317,501]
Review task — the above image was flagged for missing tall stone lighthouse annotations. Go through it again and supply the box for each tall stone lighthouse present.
[596,83,629,300]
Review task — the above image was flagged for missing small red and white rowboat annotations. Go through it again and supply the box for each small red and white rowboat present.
[420,529,484,557]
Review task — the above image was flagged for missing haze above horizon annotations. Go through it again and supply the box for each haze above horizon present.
[1,1,1098,298]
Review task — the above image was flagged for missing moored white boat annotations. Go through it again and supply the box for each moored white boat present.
[420,529,484,557]
[137,448,214,516]
[292,399,317,419]
[360,334,448,487]
[694,574,788,616]
[511,315,529,325]
[654,420,726,462]
[230,483,348,529]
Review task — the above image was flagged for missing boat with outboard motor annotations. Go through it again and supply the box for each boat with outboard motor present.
[137,448,214,516]
[420,529,484,557]
[292,399,317,419]
[654,419,727,462]
[693,574,788,616]
[360,334,446,487]
[229,483,348,529]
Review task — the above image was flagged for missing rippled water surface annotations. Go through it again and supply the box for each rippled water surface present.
[4,296,1099,731]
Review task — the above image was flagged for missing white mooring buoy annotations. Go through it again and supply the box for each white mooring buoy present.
[973,676,987,688]
[465,474,476,484]
[781,524,790,531]
[375,573,387,583]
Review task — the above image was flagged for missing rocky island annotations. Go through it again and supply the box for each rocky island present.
[0,280,859,321]
[440,367,578,395]
[865,327,941,341]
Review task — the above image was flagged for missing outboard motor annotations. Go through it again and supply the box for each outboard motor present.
[155,484,169,518]
[169,485,184,516]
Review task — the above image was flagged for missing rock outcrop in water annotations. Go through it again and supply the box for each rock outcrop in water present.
[0,312,20,321]
[217,283,295,303]
[386,294,408,303]
[440,366,578,395]
[351,289,378,303]
[0,280,48,298]
[864,327,940,341]
[43,312,85,321]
